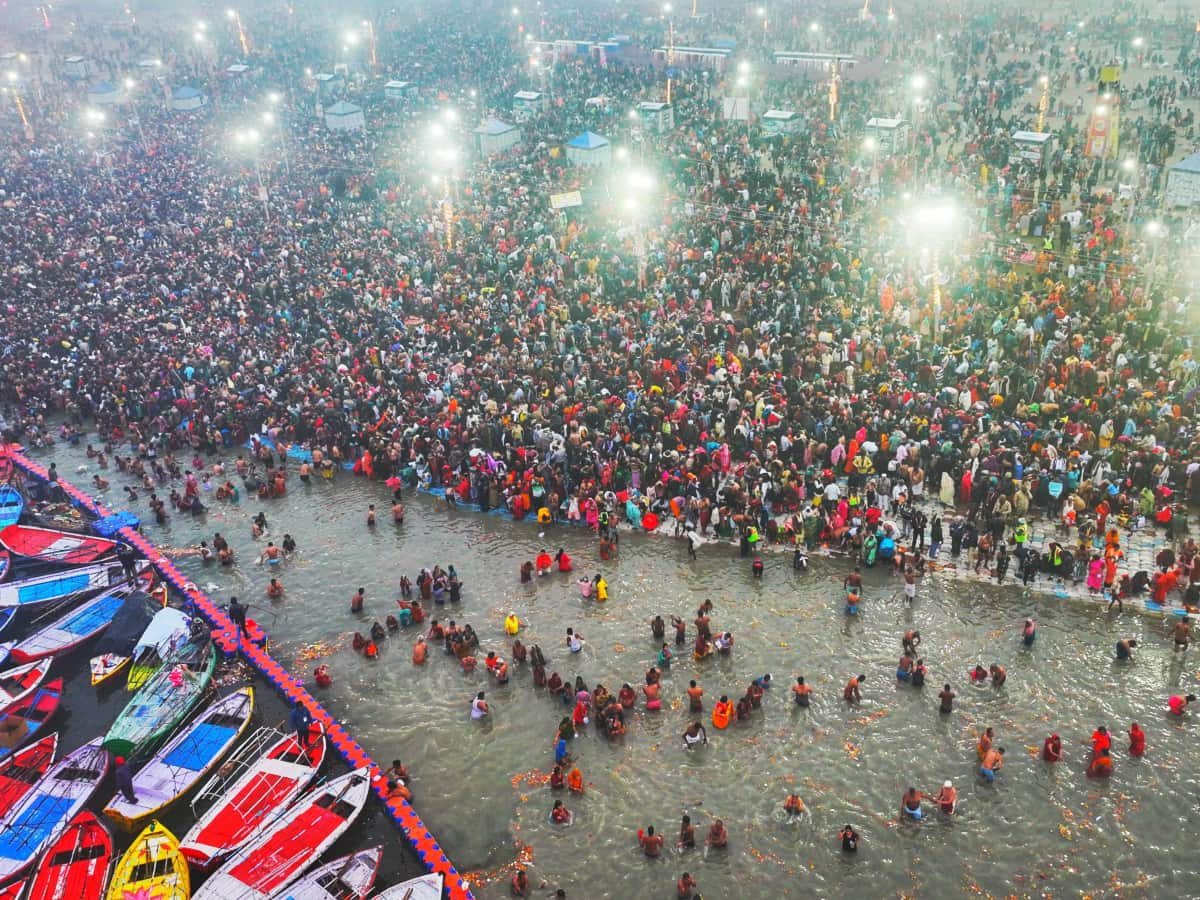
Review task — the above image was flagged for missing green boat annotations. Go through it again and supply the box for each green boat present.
[103,631,216,759]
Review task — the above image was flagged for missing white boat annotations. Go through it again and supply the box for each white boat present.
[103,687,254,830]
[126,606,191,691]
[371,873,444,900]
[179,723,326,870]
[0,561,138,610]
[0,736,109,880]
[193,768,373,900]
[0,659,51,712]
[271,844,383,899]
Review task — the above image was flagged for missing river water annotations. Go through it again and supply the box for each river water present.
[31,440,1200,899]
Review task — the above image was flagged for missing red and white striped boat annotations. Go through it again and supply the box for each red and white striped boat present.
[192,767,373,900]
[179,723,326,870]
[25,809,113,900]
[0,659,51,713]
[372,873,444,900]
[0,525,119,565]
[0,734,56,820]
[0,880,25,900]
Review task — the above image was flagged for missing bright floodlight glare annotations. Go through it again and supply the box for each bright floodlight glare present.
[809,21,819,31]
[662,2,672,12]
[911,73,928,92]
[1122,158,1136,171]
[1038,75,1049,86]
[737,60,751,74]
[1145,221,1165,237]
[430,122,446,138]
[913,203,957,229]
[1132,36,1144,47]
[616,146,629,160]
[1095,105,1108,116]
[268,91,281,103]
[83,108,105,124]
[736,75,748,87]
[225,8,236,18]
[261,111,274,124]
[511,5,519,14]
[5,71,17,83]
[628,109,638,119]
[628,170,655,192]
[443,107,458,122]
[194,32,205,42]
[344,30,359,45]
[196,20,207,30]
[863,137,877,152]
[124,77,135,88]
[756,6,765,15]
[469,88,477,97]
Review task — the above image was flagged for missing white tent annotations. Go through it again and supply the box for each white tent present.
[324,100,365,132]
[63,55,90,79]
[565,130,611,168]
[761,109,799,136]
[384,80,415,101]
[314,72,343,97]
[171,86,207,111]
[87,81,121,106]
[473,117,520,156]
[226,63,250,76]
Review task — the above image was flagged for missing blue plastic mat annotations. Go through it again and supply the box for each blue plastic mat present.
[0,794,74,858]
[64,591,126,635]
[163,723,236,771]
[18,573,92,605]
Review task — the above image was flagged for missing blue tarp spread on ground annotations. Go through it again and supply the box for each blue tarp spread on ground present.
[93,511,140,537]
[0,794,74,859]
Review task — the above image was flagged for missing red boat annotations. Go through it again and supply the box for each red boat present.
[0,679,63,763]
[180,723,327,870]
[0,880,26,900]
[0,525,119,566]
[0,733,56,820]
[25,810,113,900]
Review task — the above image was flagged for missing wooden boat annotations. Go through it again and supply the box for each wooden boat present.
[0,736,109,881]
[103,633,214,759]
[273,845,383,900]
[0,880,25,900]
[104,687,254,830]
[0,524,118,565]
[9,586,132,664]
[0,487,22,530]
[105,820,189,900]
[0,734,57,820]
[0,679,62,762]
[194,767,373,900]
[26,809,113,900]
[180,723,327,870]
[371,874,444,900]
[0,560,143,610]
[0,660,51,712]
[126,607,192,691]
[89,591,157,687]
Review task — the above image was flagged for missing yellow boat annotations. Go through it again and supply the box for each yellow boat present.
[106,820,190,900]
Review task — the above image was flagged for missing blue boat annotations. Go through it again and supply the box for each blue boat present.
[0,736,109,881]
[0,488,21,529]
[8,586,132,664]
[0,559,145,610]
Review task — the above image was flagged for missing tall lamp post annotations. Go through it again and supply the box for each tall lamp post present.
[232,127,270,221]
[3,70,33,140]
[619,169,657,288]
[909,203,959,346]
[1143,220,1167,297]
[427,112,462,249]
[226,8,250,56]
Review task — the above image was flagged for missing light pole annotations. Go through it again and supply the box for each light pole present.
[909,203,959,346]
[226,8,250,56]
[620,169,657,288]
[1144,220,1166,297]
[3,70,33,140]
[1035,75,1049,132]
[233,128,270,221]
[264,92,288,175]
[427,113,462,249]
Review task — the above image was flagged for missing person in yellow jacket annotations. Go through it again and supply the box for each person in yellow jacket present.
[504,612,521,636]
[594,574,608,602]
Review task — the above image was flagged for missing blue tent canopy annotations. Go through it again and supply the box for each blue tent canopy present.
[172,86,202,99]
[567,130,610,150]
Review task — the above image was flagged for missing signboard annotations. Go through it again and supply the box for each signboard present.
[550,191,582,209]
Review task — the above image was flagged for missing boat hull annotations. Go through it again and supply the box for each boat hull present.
[105,820,189,900]
[26,810,113,900]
